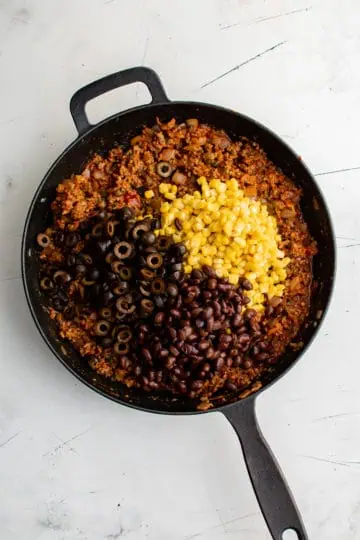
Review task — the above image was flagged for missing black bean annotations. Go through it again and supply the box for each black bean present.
[238,333,250,345]
[239,278,253,290]
[203,306,214,320]
[154,295,165,308]
[233,355,242,367]
[178,382,187,394]
[191,380,203,391]
[154,312,165,325]
[174,218,183,231]
[243,359,253,369]
[255,352,269,362]
[170,309,181,319]
[207,278,217,290]
[226,381,237,391]
[202,265,217,277]
[244,308,257,320]
[214,357,224,371]
[198,340,210,350]
[141,348,152,363]
[269,295,282,308]
[167,283,179,297]
[119,356,131,369]
[206,317,214,332]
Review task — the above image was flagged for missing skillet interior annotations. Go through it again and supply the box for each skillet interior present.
[22,102,335,413]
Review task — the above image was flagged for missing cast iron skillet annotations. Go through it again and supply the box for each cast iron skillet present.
[22,67,335,540]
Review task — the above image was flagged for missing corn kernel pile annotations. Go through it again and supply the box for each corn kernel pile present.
[153,178,290,311]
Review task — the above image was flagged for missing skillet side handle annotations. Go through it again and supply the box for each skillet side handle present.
[70,66,169,136]
[222,399,308,540]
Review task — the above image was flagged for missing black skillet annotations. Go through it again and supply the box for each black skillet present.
[22,67,335,540]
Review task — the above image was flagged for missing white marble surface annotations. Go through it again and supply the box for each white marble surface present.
[0,0,359,538]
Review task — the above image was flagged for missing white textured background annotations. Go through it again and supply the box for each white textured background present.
[0,1,359,539]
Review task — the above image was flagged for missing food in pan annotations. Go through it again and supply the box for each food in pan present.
[36,118,316,409]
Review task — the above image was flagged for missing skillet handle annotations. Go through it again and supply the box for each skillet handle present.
[222,399,308,540]
[70,66,169,136]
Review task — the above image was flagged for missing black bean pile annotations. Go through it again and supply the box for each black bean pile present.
[38,206,274,399]
[119,267,273,396]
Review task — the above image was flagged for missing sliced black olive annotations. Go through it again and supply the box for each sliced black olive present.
[140,268,155,281]
[113,241,133,260]
[94,320,111,336]
[82,277,96,286]
[151,278,165,295]
[37,233,50,248]
[116,296,136,314]
[131,220,150,240]
[167,283,179,297]
[114,342,129,355]
[140,299,154,315]
[53,270,71,285]
[100,307,112,320]
[117,207,134,221]
[157,161,172,178]
[146,253,163,269]
[117,326,133,343]
[119,267,132,281]
[91,223,103,238]
[141,231,156,246]
[106,220,118,237]
[113,281,130,296]
[40,277,54,290]
[65,232,79,247]
[139,281,151,297]
[111,260,124,274]
[105,270,117,282]
[156,236,172,251]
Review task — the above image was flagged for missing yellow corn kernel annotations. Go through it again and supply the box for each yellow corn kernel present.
[144,190,154,199]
